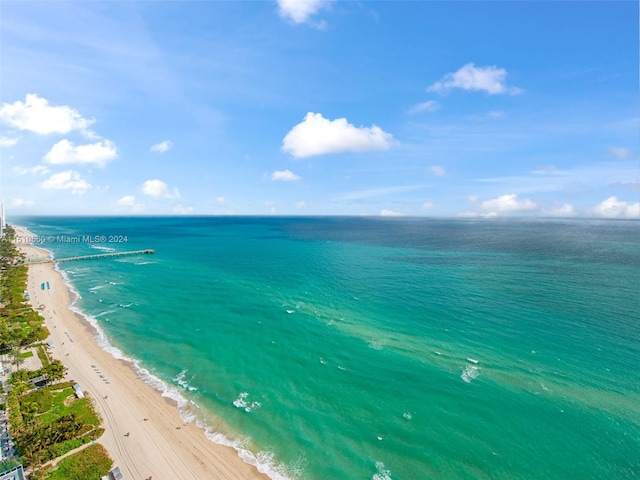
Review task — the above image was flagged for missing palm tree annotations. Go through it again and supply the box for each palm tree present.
[42,360,65,385]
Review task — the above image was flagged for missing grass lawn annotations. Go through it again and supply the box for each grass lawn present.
[43,443,113,480]
[13,385,104,466]
[26,387,100,427]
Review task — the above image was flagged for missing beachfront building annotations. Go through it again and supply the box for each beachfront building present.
[101,466,123,480]
[0,464,25,480]
[72,383,85,399]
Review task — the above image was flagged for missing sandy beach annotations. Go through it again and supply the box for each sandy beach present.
[14,226,267,480]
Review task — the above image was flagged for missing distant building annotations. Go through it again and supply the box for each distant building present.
[0,464,25,480]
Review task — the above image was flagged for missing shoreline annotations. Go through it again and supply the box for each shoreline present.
[13,225,270,480]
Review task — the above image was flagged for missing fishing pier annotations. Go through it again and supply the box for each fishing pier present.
[24,249,155,264]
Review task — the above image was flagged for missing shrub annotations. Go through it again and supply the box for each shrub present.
[44,443,112,480]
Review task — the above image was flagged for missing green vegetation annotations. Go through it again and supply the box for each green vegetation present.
[37,345,51,366]
[40,443,112,480]
[0,458,21,472]
[8,383,103,466]
[8,360,66,396]
[0,226,49,354]
[0,225,112,471]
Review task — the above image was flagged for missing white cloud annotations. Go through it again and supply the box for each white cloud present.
[592,196,639,218]
[468,195,479,203]
[41,170,91,195]
[295,201,307,208]
[0,93,94,135]
[428,63,521,95]
[422,201,436,209]
[10,198,35,207]
[282,112,393,158]
[532,165,559,175]
[172,204,194,215]
[271,169,301,182]
[380,209,405,217]
[216,196,226,205]
[44,139,118,167]
[151,140,173,153]
[609,146,632,160]
[0,137,19,147]
[13,165,49,175]
[481,194,537,214]
[544,204,576,217]
[408,101,439,114]
[141,179,179,198]
[277,0,330,24]
[116,195,145,213]
[429,165,446,177]
[117,195,137,207]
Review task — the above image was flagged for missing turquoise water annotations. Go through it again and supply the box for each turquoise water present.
[15,217,640,479]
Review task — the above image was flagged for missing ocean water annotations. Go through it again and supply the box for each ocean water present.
[14,217,640,479]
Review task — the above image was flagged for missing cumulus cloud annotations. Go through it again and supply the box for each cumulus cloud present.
[151,140,173,153]
[544,204,576,217]
[428,63,521,95]
[295,201,307,208]
[408,101,439,114]
[429,165,446,177]
[117,195,145,213]
[117,195,136,207]
[215,196,226,205]
[271,169,301,182]
[592,196,639,218]
[172,204,194,215]
[422,201,436,209]
[0,93,94,135]
[44,139,117,167]
[41,170,91,195]
[380,209,405,217]
[141,179,179,198]
[277,0,330,24]
[0,137,19,147]
[481,194,537,214]
[13,165,49,175]
[282,112,393,158]
[609,146,632,160]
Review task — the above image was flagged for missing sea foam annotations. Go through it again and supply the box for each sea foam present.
[461,365,480,383]
[372,461,393,480]
[53,260,294,480]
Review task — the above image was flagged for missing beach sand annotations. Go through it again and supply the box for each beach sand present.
[14,226,268,480]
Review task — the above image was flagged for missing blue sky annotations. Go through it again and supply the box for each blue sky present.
[1,0,638,217]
